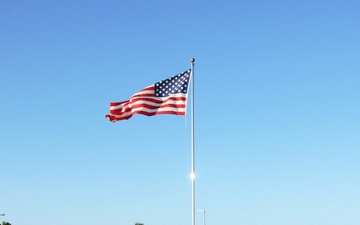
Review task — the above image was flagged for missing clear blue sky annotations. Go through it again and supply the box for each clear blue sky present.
[1,1,360,225]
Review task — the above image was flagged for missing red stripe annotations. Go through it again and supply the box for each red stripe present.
[129,96,186,104]
[105,110,186,122]
[109,100,128,106]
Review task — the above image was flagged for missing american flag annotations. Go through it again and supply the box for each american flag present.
[105,69,191,122]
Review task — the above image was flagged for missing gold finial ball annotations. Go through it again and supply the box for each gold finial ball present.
[190,58,195,62]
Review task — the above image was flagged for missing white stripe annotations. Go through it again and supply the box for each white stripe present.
[133,89,153,96]
[110,99,187,110]
[108,106,186,119]
[132,92,187,98]
[132,107,186,113]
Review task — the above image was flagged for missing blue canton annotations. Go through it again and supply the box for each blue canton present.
[155,70,191,97]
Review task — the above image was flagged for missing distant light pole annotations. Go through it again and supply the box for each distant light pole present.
[196,210,206,225]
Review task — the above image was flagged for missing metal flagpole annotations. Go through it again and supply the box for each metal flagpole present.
[190,57,195,225]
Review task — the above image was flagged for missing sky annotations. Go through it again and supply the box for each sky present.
[1,0,360,225]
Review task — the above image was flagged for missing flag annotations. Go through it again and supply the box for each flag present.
[105,69,191,122]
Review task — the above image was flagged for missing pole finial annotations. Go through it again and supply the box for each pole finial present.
[190,58,195,63]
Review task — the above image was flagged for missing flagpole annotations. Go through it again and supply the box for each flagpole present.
[190,57,195,225]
